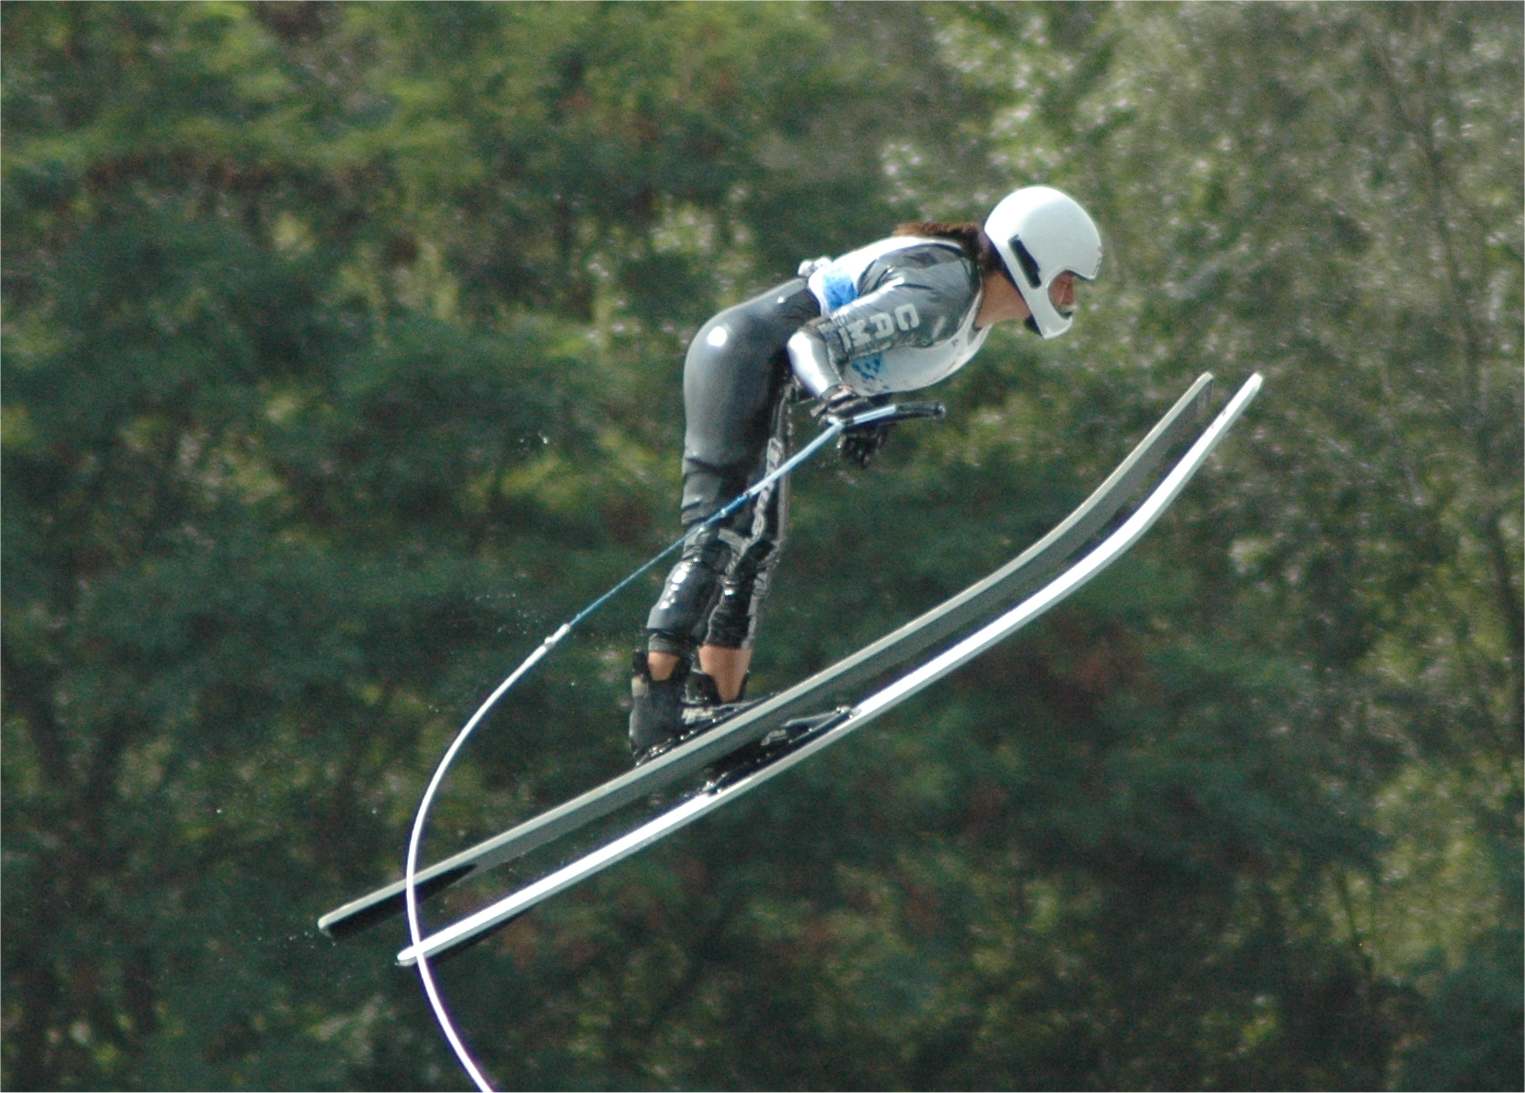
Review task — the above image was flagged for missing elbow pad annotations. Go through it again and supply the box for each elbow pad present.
[786,325,845,398]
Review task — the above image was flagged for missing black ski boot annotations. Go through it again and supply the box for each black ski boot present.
[628,652,689,766]
[681,669,750,731]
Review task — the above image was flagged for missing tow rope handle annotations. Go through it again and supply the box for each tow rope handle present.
[840,400,947,429]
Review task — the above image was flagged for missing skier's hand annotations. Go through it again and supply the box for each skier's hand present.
[839,424,891,469]
[810,383,875,426]
[811,385,890,468]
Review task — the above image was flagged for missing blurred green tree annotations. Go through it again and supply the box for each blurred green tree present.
[2,2,1518,1091]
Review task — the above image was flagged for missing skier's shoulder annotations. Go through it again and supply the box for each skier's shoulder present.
[817,235,979,305]
[875,235,976,269]
[846,234,975,276]
[863,236,980,299]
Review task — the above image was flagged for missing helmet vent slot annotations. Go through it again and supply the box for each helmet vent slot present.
[1012,238,1043,288]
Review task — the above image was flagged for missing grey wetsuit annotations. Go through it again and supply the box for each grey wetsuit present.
[645,238,986,658]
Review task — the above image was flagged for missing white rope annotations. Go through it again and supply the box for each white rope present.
[403,631,563,1092]
[396,403,934,1089]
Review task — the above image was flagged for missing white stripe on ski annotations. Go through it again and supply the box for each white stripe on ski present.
[397,373,1263,966]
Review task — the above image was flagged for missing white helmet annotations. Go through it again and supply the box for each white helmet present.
[984,185,1102,338]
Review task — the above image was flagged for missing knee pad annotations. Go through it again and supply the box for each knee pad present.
[702,539,782,649]
[644,529,735,653]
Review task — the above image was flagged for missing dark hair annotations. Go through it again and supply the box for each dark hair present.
[893,220,1004,276]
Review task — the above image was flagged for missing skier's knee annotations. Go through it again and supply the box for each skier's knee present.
[644,629,693,662]
[643,648,687,682]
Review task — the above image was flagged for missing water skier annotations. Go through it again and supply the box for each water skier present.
[629,185,1102,764]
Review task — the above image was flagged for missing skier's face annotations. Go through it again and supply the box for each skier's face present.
[1050,271,1078,316]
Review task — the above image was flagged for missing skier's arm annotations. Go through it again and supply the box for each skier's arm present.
[787,252,978,398]
[786,327,847,399]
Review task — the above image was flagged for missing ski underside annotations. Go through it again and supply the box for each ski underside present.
[316,371,1262,966]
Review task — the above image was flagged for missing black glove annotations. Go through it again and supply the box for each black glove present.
[810,383,876,425]
[811,384,891,469]
[839,424,891,469]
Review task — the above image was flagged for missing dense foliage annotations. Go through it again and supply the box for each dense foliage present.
[4,3,1519,1090]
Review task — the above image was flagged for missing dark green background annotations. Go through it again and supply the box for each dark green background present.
[4,3,1520,1089]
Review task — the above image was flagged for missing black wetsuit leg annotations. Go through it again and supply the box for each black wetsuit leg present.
[645,278,820,656]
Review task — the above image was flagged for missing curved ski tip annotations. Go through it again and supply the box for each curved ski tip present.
[1190,372,1215,412]
[1222,373,1264,417]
